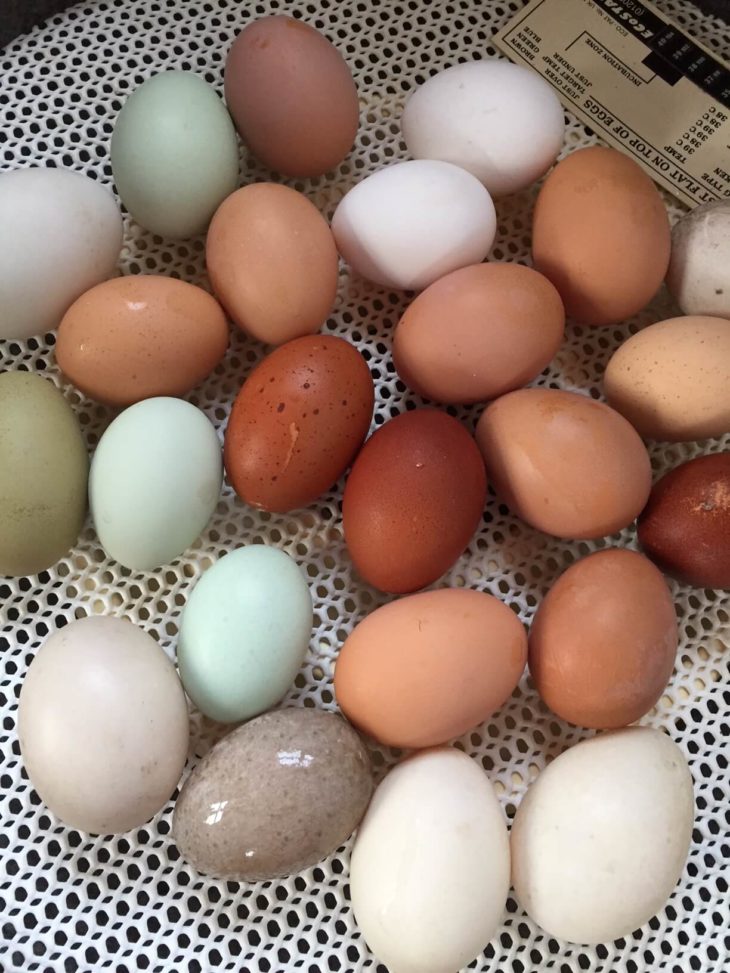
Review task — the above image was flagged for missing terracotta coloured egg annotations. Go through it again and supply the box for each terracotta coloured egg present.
[529,549,678,729]
[342,409,487,593]
[56,275,229,406]
[224,335,374,513]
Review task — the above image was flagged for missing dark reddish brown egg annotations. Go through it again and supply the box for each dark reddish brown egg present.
[342,409,487,593]
[224,335,374,513]
[529,549,678,729]
[638,452,730,590]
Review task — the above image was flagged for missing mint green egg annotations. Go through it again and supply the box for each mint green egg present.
[178,546,313,723]
[111,71,239,239]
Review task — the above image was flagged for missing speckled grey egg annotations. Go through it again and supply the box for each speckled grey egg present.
[172,708,373,881]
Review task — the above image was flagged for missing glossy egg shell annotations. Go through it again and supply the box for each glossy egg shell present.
[342,408,487,593]
[224,335,374,512]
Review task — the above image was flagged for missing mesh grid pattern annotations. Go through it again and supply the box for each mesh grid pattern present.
[1,1,729,971]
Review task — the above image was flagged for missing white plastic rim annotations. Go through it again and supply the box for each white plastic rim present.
[0,2,728,972]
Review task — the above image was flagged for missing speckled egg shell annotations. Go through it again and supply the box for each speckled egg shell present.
[172,708,373,882]
[224,335,374,512]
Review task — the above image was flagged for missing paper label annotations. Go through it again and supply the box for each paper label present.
[495,0,730,207]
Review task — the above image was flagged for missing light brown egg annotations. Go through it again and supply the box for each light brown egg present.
[475,388,651,539]
[224,335,374,512]
[532,146,670,325]
[342,409,487,594]
[206,183,339,345]
[224,16,359,178]
[55,275,228,406]
[335,588,527,748]
[529,549,678,729]
[392,263,565,404]
[604,315,730,442]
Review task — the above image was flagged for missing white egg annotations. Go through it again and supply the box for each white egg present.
[666,199,730,318]
[350,747,510,973]
[89,397,222,570]
[18,615,189,835]
[331,160,496,291]
[511,727,694,945]
[0,167,122,340]
[401,60,564,197]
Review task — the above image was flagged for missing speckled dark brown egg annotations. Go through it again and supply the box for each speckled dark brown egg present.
[224,335,374,513]
[638,452,730,590]
[342,408,487,593]
[172,708,373,882]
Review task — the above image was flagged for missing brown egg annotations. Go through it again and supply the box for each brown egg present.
[224,335,374,512]
[342,409,486,593]
[206,183,338,345]
[335,588,527,748]
[224,16,359,178]
[604,315,730,442]
[638,452,730,589]
[529,549,678,729]
[532,146,670,325]
[475,388,651,539]
[55,275,228,406]
[392,263,565,405]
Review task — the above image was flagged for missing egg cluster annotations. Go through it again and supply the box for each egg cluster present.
[1,12,729,973]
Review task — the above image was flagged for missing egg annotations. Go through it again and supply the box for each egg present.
[110,71,239,239]
[532,146,670,325]
[604,315,730,442]
[177,546,313,723]
[529,549,677,729]
[173,708,372,881]
[401,60,564,196]
[89,398,222,570]
[224,336,373,512]
[335,588,527,748]
[56,275,229,406]
[638,452,730,590]
[511,727,694,944]
[342,408,487,593]
[475,388,651,539]
[332,160,497,291]
[224,15,359,178]
[666,199,730,318]
[18,615,189,835]
[0,373,88,577]
[392,263,565,404]
[0,167,122,340]
[206,183,338,344]
[350,747,510,973]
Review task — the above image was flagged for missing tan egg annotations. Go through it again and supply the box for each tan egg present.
[224,16,359,178]
[604,315,730,441]
[475,388,651,539]
[206,183,338,345]
[532,146,670,325]
[529,549,678,729]
[392,263,565,404]
[56,275,229,406]
[335,588,527,748]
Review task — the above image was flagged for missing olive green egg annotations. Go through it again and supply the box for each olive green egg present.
[110,71,240,239]
[0,372,88,577]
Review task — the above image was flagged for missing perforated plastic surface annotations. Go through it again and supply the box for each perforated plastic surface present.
[1,1,729,971]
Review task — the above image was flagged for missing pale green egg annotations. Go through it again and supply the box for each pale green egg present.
[177,546,313,723]
[111,71,239,239]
